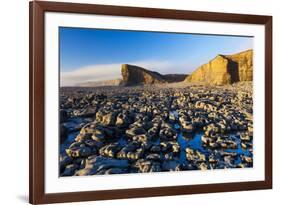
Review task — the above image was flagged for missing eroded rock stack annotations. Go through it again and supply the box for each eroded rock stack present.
[121,64,187,85]
[121,64,166,85]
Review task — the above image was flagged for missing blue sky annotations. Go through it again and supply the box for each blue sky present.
[60,27,253,86]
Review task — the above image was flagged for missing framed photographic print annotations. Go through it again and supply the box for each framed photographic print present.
[29,1,272,204]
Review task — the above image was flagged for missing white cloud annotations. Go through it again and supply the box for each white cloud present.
[61,63,121,86]
[61,60,190,86]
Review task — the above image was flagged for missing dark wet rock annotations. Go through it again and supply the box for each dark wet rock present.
[60,124,68,143]
[198,162,208,170]
[145,153,162,161]
[104,168,128,175]
[77,123,97,138]
[59,154,73,171]
[241,141,253,149]
[223,156,235,167]
[91,129,105,142]
[169,113,177,123]
[147,125,160,139]
[99,143,122,158]
[219,138,238,149]
[116,112,131,128]
[208,154,217,164]
[84,139,103,149]
[191,117,205,128]
[161,141,180,154]
[134,159,162,173]
[60,109,68,122]
[219,151,238,158]
[60,81,253,176]
[79,106,97,117]
[241,155,253,164]
[75,155,129,176]
[61,164,79,176]
[101,112,118,126]
[117,142,144,160]
[79,158,87,169]
[132,134,150,144]
[72,158,85,167]
[68,141,82,149]
[164,153,175,160]
[75,132,91,142]
[202,134,238,150]
[179,116,194,133]
[76,123,118,142]
[150,145,161,153]
[159,124,177,140]
[162,160,181,171]
[248,125,253,134]
[126,148,144,160]
[240,133,252,141]
[181,123,194,133]
[204,123,220,136]
[99,126,117,139]
[180,162,198,171]
[66,143,92,158]
[126,126,146,137]
[186,148,206,162]
[130,120,153,130]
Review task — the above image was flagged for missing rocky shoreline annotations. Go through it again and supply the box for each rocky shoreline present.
[59,82,253,176]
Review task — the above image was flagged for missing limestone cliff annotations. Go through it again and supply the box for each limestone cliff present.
[225,49,253,82]
[121,64,187,85]
[121,64,166,85]
[185,49,253,85]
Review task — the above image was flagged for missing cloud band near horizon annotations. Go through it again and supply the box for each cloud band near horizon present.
[60,60,191,86]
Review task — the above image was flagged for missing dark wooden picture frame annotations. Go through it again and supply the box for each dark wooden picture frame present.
[29,1,272,204]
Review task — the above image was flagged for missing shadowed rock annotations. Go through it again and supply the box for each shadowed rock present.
[74,155,129,176]
[162,74,188,83]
